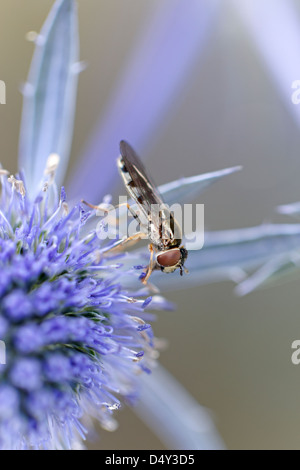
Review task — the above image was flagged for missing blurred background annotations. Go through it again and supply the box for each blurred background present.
[1,0,300,450]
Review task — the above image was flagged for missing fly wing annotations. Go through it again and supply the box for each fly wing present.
[118,140,180,247]
[119,140,163,209]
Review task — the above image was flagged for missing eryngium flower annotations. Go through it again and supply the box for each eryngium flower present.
[0,166,160,450]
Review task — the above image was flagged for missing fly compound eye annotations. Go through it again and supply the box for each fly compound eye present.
[156,249,182,268]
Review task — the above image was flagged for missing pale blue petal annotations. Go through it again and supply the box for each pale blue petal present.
[277,202,300,218]
[68,0,220,201]
[145,224,300,291]
[158,166,242,205]
[19,0,79,197]
[235,253,300,296]
[135,364,225,450]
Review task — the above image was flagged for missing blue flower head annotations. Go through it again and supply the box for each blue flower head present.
[0,163,162,449]
[0,0,242,450]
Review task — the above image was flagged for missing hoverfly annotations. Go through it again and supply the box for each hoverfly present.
[116,140,188,284]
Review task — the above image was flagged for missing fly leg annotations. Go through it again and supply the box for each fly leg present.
[102,231,149,254]
[82,200,140,223]
[141,244,156,285]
